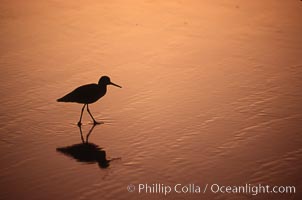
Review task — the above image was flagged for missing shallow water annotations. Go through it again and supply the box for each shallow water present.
[1,0,302,199]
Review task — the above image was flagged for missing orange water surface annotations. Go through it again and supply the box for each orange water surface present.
[0,0,302,199]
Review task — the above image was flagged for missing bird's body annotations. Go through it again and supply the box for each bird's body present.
[57,83,107,104]
[57,76,121,126]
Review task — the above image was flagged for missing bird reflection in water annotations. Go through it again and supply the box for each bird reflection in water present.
[57,124,112,169]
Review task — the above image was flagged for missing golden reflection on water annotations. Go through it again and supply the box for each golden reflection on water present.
[1,0,302,199]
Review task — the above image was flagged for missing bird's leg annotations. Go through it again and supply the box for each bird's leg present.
[78,104,86,126]
[78,124,85,143]
[86,124,96,143]
[86,104,100,125]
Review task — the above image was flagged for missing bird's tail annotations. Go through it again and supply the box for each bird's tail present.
[57,97,64,102]
[57,92,77,102]
[57,95,70,102]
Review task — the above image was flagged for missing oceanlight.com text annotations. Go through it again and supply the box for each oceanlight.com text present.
[126,183,296,196]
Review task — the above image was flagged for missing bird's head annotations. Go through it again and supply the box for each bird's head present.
[98,76,122,88]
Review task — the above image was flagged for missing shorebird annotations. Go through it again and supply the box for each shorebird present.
[57,76,121,126]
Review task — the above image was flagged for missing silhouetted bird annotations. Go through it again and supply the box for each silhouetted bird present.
[57,76,121,126]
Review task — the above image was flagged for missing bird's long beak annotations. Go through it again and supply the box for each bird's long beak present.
[110,82,122,88]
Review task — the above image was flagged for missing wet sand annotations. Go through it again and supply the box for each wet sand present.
[0,0,302,199]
